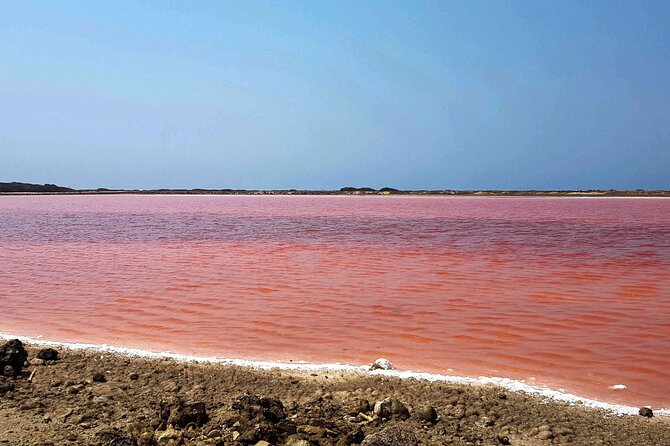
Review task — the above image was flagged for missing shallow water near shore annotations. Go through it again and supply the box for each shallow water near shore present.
[1,195,669,409]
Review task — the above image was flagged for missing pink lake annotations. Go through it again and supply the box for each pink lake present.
[1,195,669,408]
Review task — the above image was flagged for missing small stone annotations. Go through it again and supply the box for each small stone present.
[255,441,272,446]
[538,431,554,441]
[373,397,409,419]
[498,393,507,400]
[538,425,551,432]
[478,416,495,427]
[370,358,394,371]
[3,365,14,378]
[498,436,511,445]
[129,373,139,381]
[207,429,222,438]
[36,348,60,361]
[232,431,240,441]
[92,373,107,383]
[414,405,437,424]
[639,406,653,417]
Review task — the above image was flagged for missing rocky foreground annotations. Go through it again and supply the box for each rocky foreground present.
[0,340,668,446]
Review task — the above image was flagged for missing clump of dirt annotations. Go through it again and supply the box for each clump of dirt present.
[0,343,668,446]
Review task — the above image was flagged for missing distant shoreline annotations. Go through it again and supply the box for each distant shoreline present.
[1,184,669,198]
[2,191,670,197]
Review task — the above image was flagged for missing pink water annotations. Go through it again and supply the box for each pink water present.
[1,195,669,408]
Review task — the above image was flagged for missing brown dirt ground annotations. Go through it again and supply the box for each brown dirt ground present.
[0,344,668,446]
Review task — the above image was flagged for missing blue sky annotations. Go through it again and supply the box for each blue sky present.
[1,1,669,190]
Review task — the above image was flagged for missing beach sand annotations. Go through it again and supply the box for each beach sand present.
[0,343,668,446]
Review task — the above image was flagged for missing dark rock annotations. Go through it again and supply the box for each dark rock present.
[0,339,28,377]
[414,405,437,424]
[129,373,139,381]
[36,348,60,361]
[372,397,410,420]
[92,372,107,383]
[165,401,209,427]
[498,436,511,445]
[360,426,418,446]
[639,406,653,417]
[233,394,287,422]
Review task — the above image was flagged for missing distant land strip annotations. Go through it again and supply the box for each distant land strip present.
[1,182,669,197]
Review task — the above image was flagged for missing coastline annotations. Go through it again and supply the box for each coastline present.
[1,186,669,198]
[2,332,668,417]
[1,340,668,446]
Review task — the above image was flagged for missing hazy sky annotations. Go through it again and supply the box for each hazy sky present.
[1,1,669,190]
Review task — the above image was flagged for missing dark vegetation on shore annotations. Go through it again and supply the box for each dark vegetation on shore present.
[1,340,667,446]
[0,182,74,193]
[1,182,669,197]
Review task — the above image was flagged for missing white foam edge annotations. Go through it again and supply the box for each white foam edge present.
[2,331,668,417]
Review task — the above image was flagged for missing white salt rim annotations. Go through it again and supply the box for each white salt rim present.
[1,331,668,417]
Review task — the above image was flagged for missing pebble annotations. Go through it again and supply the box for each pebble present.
[207,429,221,438]
[414,404,438,424]
[92,373,107,383]
[498,436,511,445]
[639,407,653,417]
[129,373,139,381]
[373,397,410,419]
[538,431,554,440]
[370,358,395,371]
[36,348,60,361]
[477,416,495,427]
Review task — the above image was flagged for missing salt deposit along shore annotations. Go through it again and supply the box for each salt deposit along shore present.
[1,341,668,446]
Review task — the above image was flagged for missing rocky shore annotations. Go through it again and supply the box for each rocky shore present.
[1,340,667,446]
